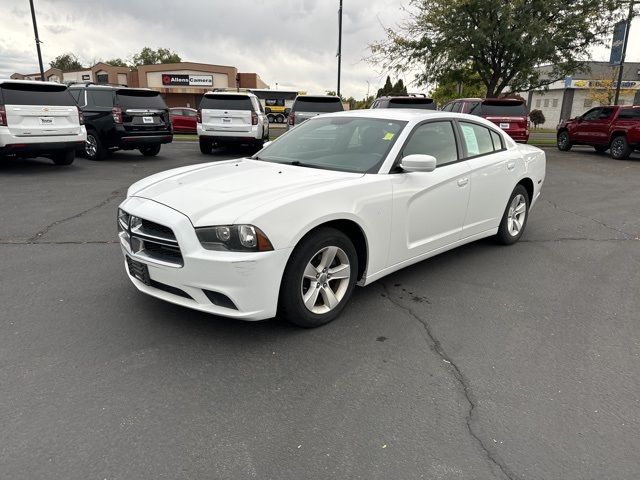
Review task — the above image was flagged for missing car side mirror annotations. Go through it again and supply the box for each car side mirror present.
[575,115,582,121]
[400,154,437,173]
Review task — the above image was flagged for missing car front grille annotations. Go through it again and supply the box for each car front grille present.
[121,215,183,267]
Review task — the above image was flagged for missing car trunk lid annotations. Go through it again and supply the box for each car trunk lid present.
[200,94,254,133]
[116,90,170,133]
[1,82,81,137]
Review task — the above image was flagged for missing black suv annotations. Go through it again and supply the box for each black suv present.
[69,85,172,160]
[371,95,436,110]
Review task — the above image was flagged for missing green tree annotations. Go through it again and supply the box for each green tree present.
[132,47,182,66]
[391,78,407,95]
[429,68,487,106]
[49,53,82,71]
[376,76,394,97]
[370,0,620,97]
[529,109,546,128]
[105,58,129,67]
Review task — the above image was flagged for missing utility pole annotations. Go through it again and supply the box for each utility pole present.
[337,0,343,97]
[614,0,635,105]
[29,0,45,81]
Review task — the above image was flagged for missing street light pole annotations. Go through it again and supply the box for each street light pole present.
[29,0,45,81]
[337,0,343,97]
[614,0,635,105]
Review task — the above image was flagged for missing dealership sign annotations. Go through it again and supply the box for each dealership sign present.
[566,79,640,90]
[162,74,213,86]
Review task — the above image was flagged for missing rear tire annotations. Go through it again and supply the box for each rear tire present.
[610,135,632,160]
[199,137,213,154]
[51,149,75,166]
[557,130,572,151]
[139,144,161,157]
[254,139,264,150]
[496,185,530,245]
[85,131,106,160]
[279,227,358,328]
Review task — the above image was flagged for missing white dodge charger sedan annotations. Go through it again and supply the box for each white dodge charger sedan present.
[118,110,546,327]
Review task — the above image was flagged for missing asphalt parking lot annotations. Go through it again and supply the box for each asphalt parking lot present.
[1,143,639,480]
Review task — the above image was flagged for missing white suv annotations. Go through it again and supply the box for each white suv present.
[197,91,268,153]
[0,80,86,165]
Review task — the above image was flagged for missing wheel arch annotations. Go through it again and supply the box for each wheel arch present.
[609,130,626,142]
[289,217,369,282]
[517,177,534,202]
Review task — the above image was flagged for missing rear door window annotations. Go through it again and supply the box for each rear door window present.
[618,108,640,119]
[294,97,343,113]
[200,95,253,111]
[459,122,496,157]
[88,90,114,107]
[0,83,76,106]
[116,90,167,109]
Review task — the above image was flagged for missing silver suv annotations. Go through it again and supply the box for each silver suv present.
[287,95,344,130]
[197,91,269,153]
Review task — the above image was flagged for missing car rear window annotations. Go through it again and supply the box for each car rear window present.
[475,101,527,116]
[293,97,344,113]
[0,83,75,106]
[387,98,436,110]
[618,108,640,119]
[200,94,253,111]
[116,90,167,109]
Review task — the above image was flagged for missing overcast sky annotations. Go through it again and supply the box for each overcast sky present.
[1,0,639,98]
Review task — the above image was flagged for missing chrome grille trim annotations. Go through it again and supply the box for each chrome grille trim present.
[119,212,183,267]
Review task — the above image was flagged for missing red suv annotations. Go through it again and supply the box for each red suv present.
[442,98,529,143]
[556,105,640,159]
[169,107,198,134]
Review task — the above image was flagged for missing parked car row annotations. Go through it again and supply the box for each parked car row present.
[0,79,175,166]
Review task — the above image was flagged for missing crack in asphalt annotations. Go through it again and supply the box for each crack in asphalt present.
[380,282,517,480]
[22,189,123,243]
[542,199,634,239]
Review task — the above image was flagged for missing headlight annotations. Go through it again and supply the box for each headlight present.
[195,225,273,252]
[118,208,130,231]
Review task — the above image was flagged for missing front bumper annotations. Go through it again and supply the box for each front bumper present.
[119,196,292,321]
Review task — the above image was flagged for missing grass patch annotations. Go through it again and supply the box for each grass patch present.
[173,134,198,141]
[529,139,556,146]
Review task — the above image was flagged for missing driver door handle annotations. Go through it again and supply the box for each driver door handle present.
[457,178,469,187]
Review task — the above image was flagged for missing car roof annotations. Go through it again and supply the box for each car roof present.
[295,95,341,100]
[203,91,255,97]
[0,79,67,88]
[318,109,484,122]
[377,95,433,100]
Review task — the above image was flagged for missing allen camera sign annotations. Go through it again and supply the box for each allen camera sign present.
[162,74,213,87]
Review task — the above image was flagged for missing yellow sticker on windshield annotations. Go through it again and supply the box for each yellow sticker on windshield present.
[383,132,395,140]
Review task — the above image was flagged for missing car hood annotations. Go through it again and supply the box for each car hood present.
[129,158,362,226]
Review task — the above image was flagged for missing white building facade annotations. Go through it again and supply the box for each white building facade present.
[526,61,640,127]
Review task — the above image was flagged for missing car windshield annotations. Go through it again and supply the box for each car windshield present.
[253,116,406,173]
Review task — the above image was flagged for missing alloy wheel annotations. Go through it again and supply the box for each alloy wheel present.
[300,246,351,314]
[507,194,527,236]
[85,135,97,158]
[611,138,624,157]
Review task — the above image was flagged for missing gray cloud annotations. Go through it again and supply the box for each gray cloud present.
[2,0,638,98]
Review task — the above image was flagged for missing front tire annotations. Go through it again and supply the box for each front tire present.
[51,149,75,165]
[199,137,213,154]
[139,144,161,156]
[85,131,106,160]
[557,130,572,151]
[610,135,632,160]
[279,227,358,328]
[496,185,530,245]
